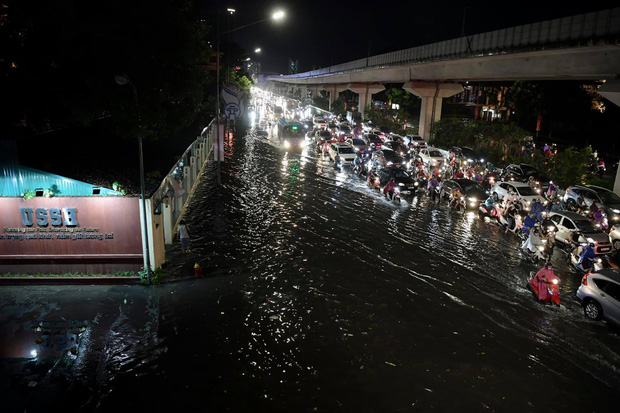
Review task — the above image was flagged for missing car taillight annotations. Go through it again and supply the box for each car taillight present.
[581,274,589,286]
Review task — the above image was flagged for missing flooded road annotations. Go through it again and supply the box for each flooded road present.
[2,125,620,412]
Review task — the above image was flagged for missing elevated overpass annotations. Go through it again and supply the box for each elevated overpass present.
[260,7,620,140]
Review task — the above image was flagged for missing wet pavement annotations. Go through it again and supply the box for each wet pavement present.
[1,124,620,412]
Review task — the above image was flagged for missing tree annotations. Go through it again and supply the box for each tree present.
[0,0,211,142]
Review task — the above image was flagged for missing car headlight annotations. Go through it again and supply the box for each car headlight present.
[387,161,393,166]
[399,182,405,186]
[552,279,558,285]
[284,141,291,148]
[467,197,477,202]
[467,159,473,163]
[414,181,419,186]
[480,159,484,163]
[612,209,620,214]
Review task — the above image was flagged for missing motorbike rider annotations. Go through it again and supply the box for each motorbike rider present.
[428,175,440,202]
[450,186,463,209]
[546,181,557,200]
[593,207,609,232]
[503,201,518,233]
[474,172,484,185]
[367,167,380,188]
[533,262,559,302]
[383,177,397,200]
[334,153,342,170]
[522,212,538,236]
[577,242,597,270]
[522,224,544,253]
[454,168,465,179]
[485,161,496,174]
[527,176,538,190]
[530,199,545,222]
[576,193,588,214]
[353,152,363,173]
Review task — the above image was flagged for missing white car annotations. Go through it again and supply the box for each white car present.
[346,137,368,153]
[491,181,544,211]
[406,135,427,149]
[329,142,357,165]
[418,148,446,168]
[314,117,328,129]
[548,210,613,255]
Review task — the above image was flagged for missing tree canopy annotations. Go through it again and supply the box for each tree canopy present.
[0,0,212,141]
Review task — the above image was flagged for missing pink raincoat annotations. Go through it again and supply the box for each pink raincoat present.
[534,268,557,301]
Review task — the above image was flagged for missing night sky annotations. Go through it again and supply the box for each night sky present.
[206,0,619,74]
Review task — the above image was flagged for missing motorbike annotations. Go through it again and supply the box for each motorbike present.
[385,186,401,204]
[368,173,381,190]
[352,162,365,176]
[479,202,502,222]
[499,213,526,239]
[521,238,549,264]
[449,194,466,213]
[428,186,441,204]
[528,271,561,306]
[568,249,617,274]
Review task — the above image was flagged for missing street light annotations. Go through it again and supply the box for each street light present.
[215,9,286,183]
[114,74,151,284]
[254,48,261,53]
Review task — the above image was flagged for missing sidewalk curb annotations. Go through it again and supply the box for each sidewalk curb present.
[0,277,142,286]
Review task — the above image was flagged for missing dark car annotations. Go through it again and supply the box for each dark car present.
[363,133,383,149]
[452,146,484,165]
[441,178,487,209]
[500,163,550,192]
[382,141,409,158]
[380,147,405,167]
[378,166,419,193]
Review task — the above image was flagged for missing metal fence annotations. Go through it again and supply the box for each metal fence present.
[151,118,216,244]
[277,7,620,80]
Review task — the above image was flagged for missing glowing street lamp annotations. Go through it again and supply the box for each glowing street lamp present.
[215,9,286,183]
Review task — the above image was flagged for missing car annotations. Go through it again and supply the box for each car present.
[381,141,409,158]
[609,225,620,251]
[362,133,383,149]
[337,125,353,139]
[377,166,419,193]
[491,181,544,211]
[405,135,427,149]
[254,128,269,137]
[315,129,332,142]
[313,117,328,129]
[441,178,487,209]
[576,268,620,328]
[451,146,485,166]
[548,210,613,255]
[500,163,550,193]
[418,148,446,169]
[371,147,405,168]
[345,137,367,153]
[563,184,620,223]
[329,142,357,165]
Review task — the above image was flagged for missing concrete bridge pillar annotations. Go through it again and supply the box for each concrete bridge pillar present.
[347,83,385,120]
[403,81,463,141]
[322,84,348,112]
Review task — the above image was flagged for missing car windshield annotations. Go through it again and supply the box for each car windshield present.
[319,131,331,137]
[340,126,351,131]
[460,181,482,192]
[520,165,538,175]
[515,186,538,196]
[394,170,409,178]
[351,139,365,145]
[428,150,443,157]
[338,147,356,154]
[575,219,601,233]
[598,191,620,204]
[411,136,423,141]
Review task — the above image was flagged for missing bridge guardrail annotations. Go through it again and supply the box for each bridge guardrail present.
[275,7,619,80]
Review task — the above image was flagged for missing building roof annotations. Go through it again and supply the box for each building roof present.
[0,163,121,197]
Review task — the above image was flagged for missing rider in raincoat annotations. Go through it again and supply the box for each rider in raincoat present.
[522,225,544,253]
[522,213,538,236]
[577,243,597,270]
[533,262,558,301]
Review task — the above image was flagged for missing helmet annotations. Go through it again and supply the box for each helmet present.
[545,262,553,270]
[390,178,395,182]
[589,242,595,248]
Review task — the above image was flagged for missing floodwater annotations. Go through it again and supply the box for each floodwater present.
[2,124,620,412]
